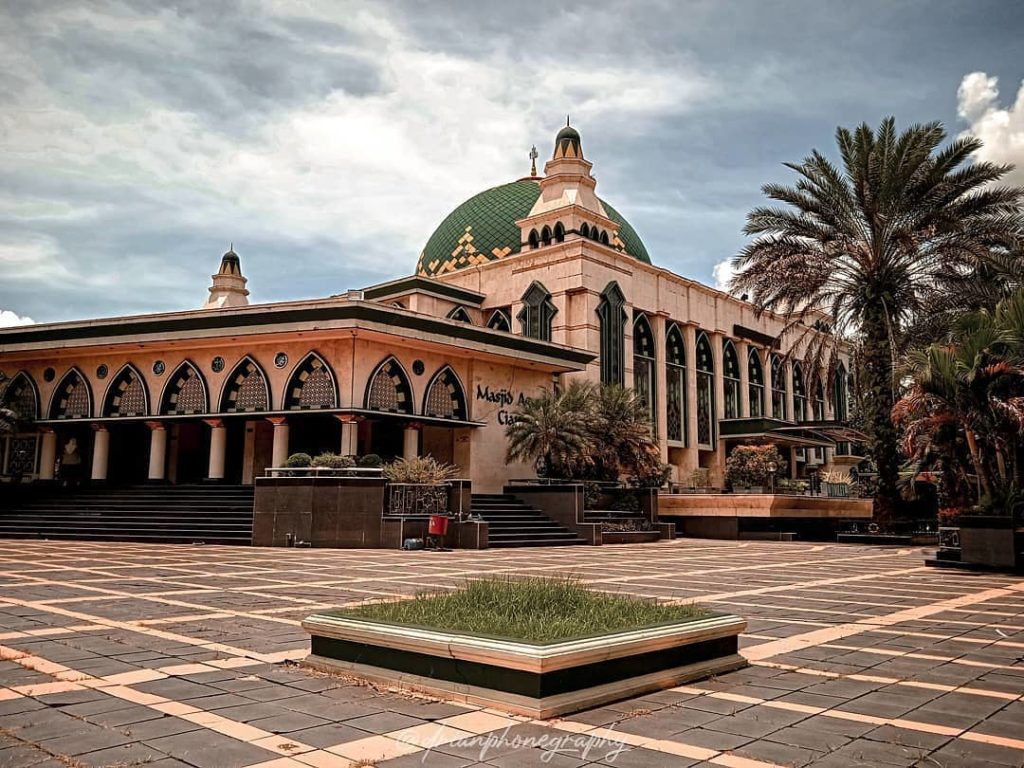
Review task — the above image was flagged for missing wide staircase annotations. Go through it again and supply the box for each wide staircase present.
[0,485,255,545]
[470,493,586,548]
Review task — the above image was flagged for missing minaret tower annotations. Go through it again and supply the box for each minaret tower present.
[203,245,250,309]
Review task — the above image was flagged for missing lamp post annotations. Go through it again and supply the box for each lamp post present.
[767,461,778,495]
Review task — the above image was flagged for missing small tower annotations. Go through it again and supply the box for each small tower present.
[203,245,249,309]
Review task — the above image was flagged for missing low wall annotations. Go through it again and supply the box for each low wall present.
[504,484,602,545]
[253,477,487,549]
[659,493,873,541]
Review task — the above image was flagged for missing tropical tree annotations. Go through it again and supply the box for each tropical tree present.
[0,373,22,436]
[731,118,1024,521]
[505,381,595,478]
[893,288,1024,513]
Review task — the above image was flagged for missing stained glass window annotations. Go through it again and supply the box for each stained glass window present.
[633,314,655,430]
[696,332,715,449]
[597,282,627,385]
[666,323,687,444]
[723,340,740,420]
[748,349,765,419]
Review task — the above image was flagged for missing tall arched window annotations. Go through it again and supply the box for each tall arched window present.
[528,229,539,249]
[597,282,627,385]
[486,308,511,332]
[833,361,849,420]
[161,361,208,415]
[447,306,473,323]
[696,332,715,449]
[813,375,826,459]
[1,372,39,421]
[553,222,565,243]
[600,230,610,245]
[792,361,807,422]
[666,323,687,444]
[50,368,92,420]
[748,349,764,419]
[220,357,270,413]
[540,225,552,246]
[633,314,656,428]
[770,354,787,420]
[580,223,590,239]
[365,357,413,414]
[103,364,149,417]
[518,281,556,342]
[285,353,337,410]
[723,340,740,419]
[422,366,467,420]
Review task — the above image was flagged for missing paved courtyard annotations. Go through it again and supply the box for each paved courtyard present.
[0,539,1022,768]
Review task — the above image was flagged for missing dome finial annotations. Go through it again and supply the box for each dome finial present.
[566,114,570,127]
[529,145,538,177]
[553,120,582,160]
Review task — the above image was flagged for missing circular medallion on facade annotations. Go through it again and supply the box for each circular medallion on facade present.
[43,367,55,382]
[96,364,108,379]
[412,360,425,376]
[274,352,288,369]
[211,356,225,373]
[153,360,165,375]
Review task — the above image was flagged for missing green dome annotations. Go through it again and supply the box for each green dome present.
[417,180,651,277]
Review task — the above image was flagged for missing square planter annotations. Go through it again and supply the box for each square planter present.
[302,613,747,719]
[959,516,1017,570]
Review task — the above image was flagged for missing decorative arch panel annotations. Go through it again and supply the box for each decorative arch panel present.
[284,353,338,411]
[364,357,413,414]
[49,368,92,420]
[220,357,270,413]
[422,366,467,420]
[161,361,208,415]
[103,365,149,417]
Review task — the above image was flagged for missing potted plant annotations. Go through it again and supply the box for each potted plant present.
[725,444,784,493]
[383,456,459,516]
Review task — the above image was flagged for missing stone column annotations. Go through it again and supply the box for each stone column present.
[652,313,669,461]
[90,425,109,481]
[682,324,699,478]
[205,419,226,480]
[267,417,289,470]
[38,429,57,481]
[146,422,167,481]
[403,423,420,461]
[336,415,358,456]
[737,340,750,418]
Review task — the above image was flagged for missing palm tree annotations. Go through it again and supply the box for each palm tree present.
[589,385,658,481]
[731,118,1024,520]
[505,381,594,478]
[893,288,1024,510]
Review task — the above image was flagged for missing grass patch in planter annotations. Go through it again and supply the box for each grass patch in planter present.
[335,576,709,643]
[303,576,745,718]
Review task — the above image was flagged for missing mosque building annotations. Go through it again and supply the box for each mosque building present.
[0,124,853,494]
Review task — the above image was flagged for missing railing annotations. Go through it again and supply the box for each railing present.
[386,483,450,518]
[507,477,587,486]
[261,466,384,479]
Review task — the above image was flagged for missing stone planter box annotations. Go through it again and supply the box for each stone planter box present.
[959,516,1018,570]
[601,530,662,544]
[302,612,747,719]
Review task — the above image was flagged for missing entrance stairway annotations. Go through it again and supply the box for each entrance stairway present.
[470,493,586,548]
[0,485,255,545]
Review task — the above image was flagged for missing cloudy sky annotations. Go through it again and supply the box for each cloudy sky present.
[2,0,1023,326]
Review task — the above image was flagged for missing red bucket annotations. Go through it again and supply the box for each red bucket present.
[428,514,449,537]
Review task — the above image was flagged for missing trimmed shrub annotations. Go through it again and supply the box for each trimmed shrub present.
[284,452,312,468]
[358,453,383,468]
[312,452,355,469]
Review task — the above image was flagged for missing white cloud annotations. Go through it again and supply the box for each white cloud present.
[712,258,737,292]
[0,309,34,327]
[957,71,1024,186]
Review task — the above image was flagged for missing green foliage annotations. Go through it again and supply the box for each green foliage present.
[725,444,784,488]
[338,576,708,643]
[311,453,355,469]
[382,455,459,484]
[357,453,383,468]
[732,117,1024,521]
[284,452,312,468]
[504,382,668,484]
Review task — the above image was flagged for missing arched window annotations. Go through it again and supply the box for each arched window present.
[696,333,715,448]
[723,340,740,420]
[0,372,39,421]
[553,222,565,243]
[161,361,208,415]
[580,223,590,239]
[540,225,552,246]
[813,375,826,459]
[103,364,149,417]
[49,368,92,420]
[518,281,557,342]
[220,357,270,413]
[666,323,687,444]
[633,314,656,429]
[792,361,807,422]
[597,281,627,385]
[364,357,413,414]
[600,230,610,245]
[422,366,467,420]
[528,229,539,249]
[486,308,511,332]
[284,353,338,410]
[447,306,473,323]
[748,349,764,419]
[833,361,849,420]
[770,354,787,420]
